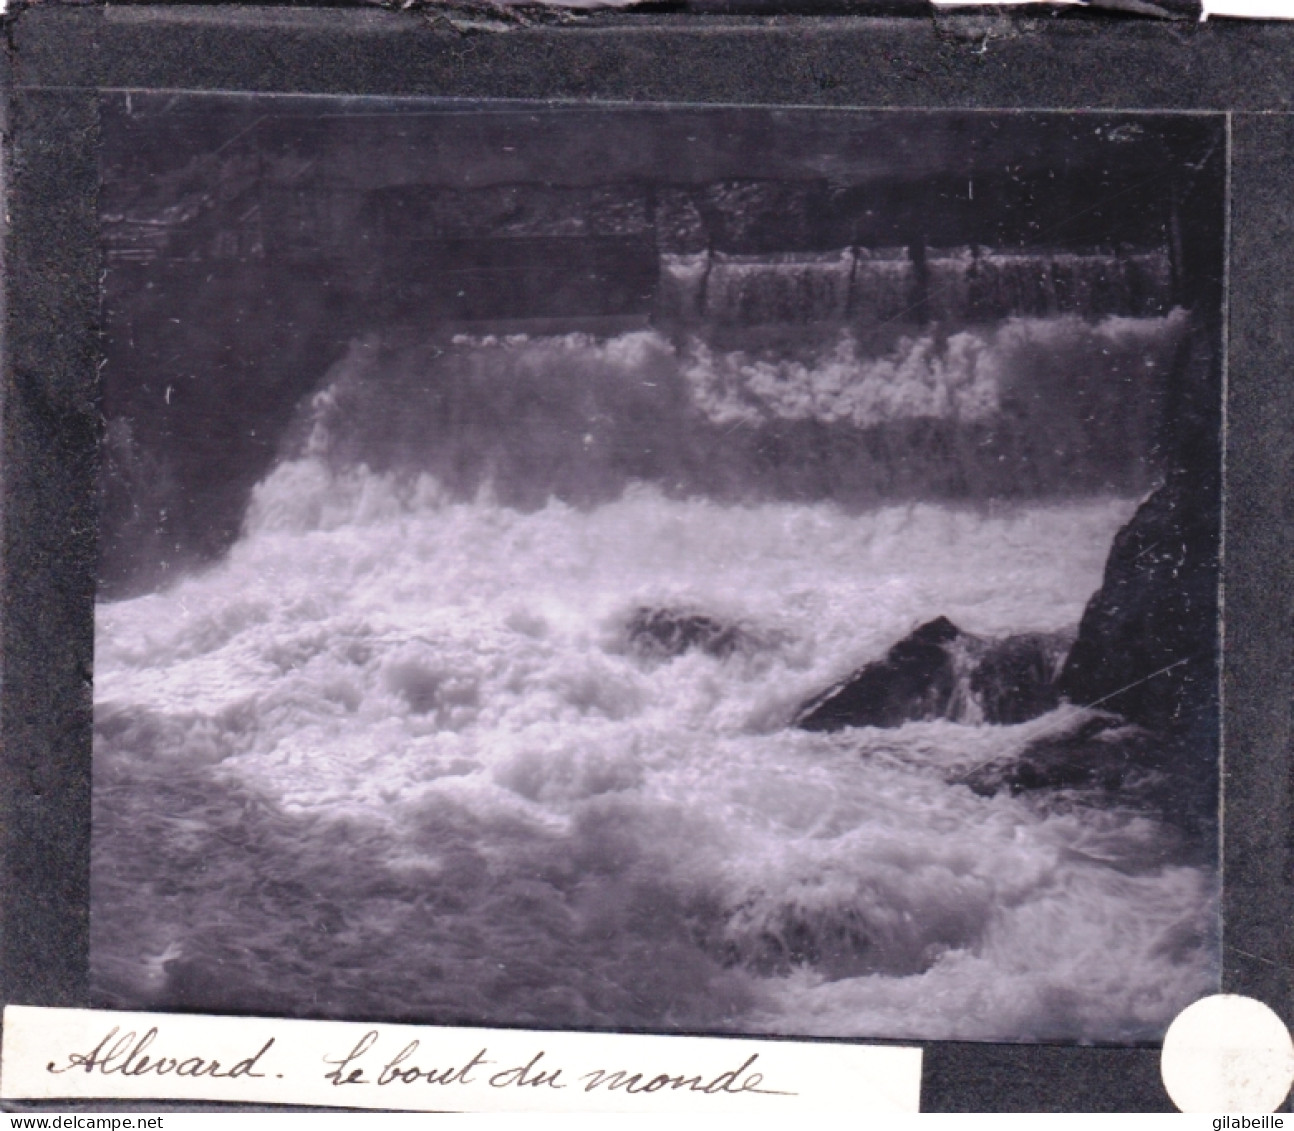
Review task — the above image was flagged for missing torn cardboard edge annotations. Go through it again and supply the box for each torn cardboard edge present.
[389,0,1289,22]
[930,0,1185,17]
[10,0,1290,28]
[1,0,1249,29]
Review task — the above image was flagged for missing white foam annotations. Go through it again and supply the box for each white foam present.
[94,478,1216,1040]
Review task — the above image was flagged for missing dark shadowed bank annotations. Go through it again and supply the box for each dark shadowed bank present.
[1055,213,1222,830]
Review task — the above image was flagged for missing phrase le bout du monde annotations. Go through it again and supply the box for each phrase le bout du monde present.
[45,1026,792,1097]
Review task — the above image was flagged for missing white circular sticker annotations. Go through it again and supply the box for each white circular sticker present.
[1162,994,1294,1113]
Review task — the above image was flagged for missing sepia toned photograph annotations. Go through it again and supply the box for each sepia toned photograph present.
[90,97,1225,1045]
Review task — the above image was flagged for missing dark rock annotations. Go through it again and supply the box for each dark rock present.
[960,715,1152,798]
[1056,473,1219,740]
[1056,310,1220,753]
[796,618,1076,732]
[795,616,965,731]
[956,712,1217,848]
[957,317,1221,836]
[971,631,1073,725]
[625,607,746,661]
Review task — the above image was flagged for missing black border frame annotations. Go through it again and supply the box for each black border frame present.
[2,7,1292,1113]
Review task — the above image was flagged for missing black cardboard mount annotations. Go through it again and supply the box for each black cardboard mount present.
[2,5,1292,1114]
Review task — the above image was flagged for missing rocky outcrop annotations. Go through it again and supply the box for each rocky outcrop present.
[1055,303,1221,741]
[960,714,1155,798]
[945,457,1219,830]
[1055,473,1220,741]
[962,312,1221,834]
[970,631,1073,725]
[794,617,1071,732]
[796,617,963,731]
[955,711,1217,841]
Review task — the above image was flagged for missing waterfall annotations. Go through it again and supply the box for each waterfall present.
[851,247,918,324]
[704,250,856,325]
[927,248,976,324]
[658,252,711,321]
[659,246,1173,326]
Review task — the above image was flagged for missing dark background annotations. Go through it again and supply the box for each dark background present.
[2,5,1292,1113]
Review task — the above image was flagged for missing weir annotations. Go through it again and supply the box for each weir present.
[659,246,1172,326]
[106,162,1180,333]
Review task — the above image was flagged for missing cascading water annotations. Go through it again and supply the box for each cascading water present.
[850,248,914,324]
[704,251,856,325]
[91,307,1217,1043]
[659,246,1172,325]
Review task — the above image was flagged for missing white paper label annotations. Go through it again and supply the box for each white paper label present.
[1201,0,1294,17]
[0,1005,922,1113]
[932,0,1294,13]
[929,1,1084,6]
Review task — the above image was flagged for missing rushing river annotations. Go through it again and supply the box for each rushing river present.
[92,317,1218,1043]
